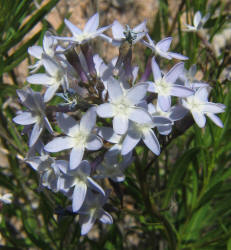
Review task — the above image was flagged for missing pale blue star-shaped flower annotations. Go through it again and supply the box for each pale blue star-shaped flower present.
[148,103,187,135]
[61,160,105,212]
[26,153,67,192]
[13,88,53,147]
[185,11,210,32]
[182,64,209,89]
[0,193,13,204]
[121,118,168,156]
[44,107,102,169]
[182,87,225,127]
[96,77,153,134]
[27,55,69,102]
[28,31,58,73]
[94,150,132,182]
[100,20,147,46]
[62,160,105,212]
[53,13,110,45]
[78,190,113,235]
[145,57,194,112]
[97,126,133,163]
[142,34,188,60]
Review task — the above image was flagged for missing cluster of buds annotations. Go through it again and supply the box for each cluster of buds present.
[13,12,225,235]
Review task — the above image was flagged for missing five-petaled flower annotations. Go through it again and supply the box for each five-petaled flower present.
[182,87,225,128]
[145,57,194,112]
[54,13,110,45]
[97,77,153,134]
[143,34,188,60]
[45,107,102,169]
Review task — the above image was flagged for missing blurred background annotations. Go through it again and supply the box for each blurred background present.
[1,0,231,249]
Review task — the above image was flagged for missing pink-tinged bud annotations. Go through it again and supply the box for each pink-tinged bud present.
[81,44,97,77]
[65,49,89,83]
[140,56,152,82]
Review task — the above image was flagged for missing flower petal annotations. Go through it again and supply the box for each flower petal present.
[113,115,128,134]
[96,103,115,118]
[169,105,188,121]
[97,127,121,143]
[29,122,44,147]
[142,129,160,155]
[64,19,82,36]
[28,46,43,59]
[80,107,96,133]
[194,11,202,28]
[72,181,87,212]
[157,125,172,135]
[87,177,105,196]
[165,62,185,84]
[170,84,194,97]
[202,103,225,114]
[156,37,172,52]
[45,137,75,152]
[112,20,125,39]
[107,77,123,101]
[129,107,153,124]
[167,52,188,60]
[133,20,147,33]
[44,116,53,134]
[206,113,224,128]
[147,81,156,93]
[43,56,60,77]
[84,13,99,33]
[152,116,172,126]
[126,83,147,105]
[13,112,37,125]
[195,87,210,101]
[151,57,162,81]
[70,146,84,170]
[99,211,113,224]
[158,95,171,112]
[121,131,141,155]
[56,112,79,136]
[192,111,206,128]
[80,214,95,235]
[44,84,59,102]
[86,135,102,150]
[27,74,52,85]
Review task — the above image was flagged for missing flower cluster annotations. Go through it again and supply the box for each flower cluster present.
[13,12,225,235]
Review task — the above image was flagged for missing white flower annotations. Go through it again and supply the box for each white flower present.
[26,154,66,192]
[185,11,210,32]
[78,190,113,235]
[44,107,102,170]
[181,64,209,89]
[121,120,162,156]
[0,193,13,204]
[143,34,188,60]
[94,148,132,182]
[27,56,68,102]
[28,31,58,72]
[100,20,147,46]
[97,77,152,134]
[148,103,187,135]
[13,88,53,147]
[145,57,194,111]
[54,13,110,45]
[182,87,225,127]
[63,160,105,212]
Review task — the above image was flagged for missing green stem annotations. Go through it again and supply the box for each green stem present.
[134,150,177,249]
